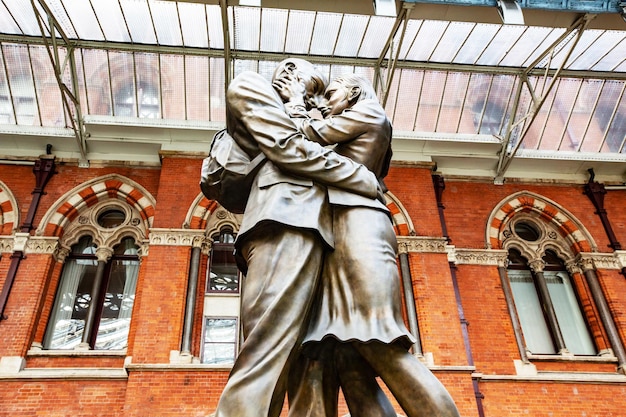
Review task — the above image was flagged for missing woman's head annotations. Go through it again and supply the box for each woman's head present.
[319,75,377,118]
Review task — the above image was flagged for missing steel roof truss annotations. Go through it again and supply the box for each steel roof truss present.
[495,13,597,181]
[31,0,87,165]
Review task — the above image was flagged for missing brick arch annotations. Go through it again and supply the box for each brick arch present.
[37,174,156,238]
[486,191,595,253]
[185,194,222,230]
[384,191,414,237]
[0,181,19,235]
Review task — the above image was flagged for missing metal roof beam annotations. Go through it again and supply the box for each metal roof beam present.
[494,13,598,182]
[31,0,88,166]
[374,2,414,107]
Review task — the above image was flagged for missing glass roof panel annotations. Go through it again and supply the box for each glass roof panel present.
[207,5,224,49]
[233,6,260,51]
[120,0,156,44]
[430,21,475,63]
[555,29,603,70]
[284,10,315,54]
[177,2,209,48]
[499,26,549,67]
[150,0,183,46]
[4,0,41,36]
[572,31,626,71]
[260,8,288,53]
[437,72,471,133]
[309,12,342,56]
[0,3,22,35]
[453,23,499,64]
[334,14,368,56]
[520,27,565,67]
[62,0,103,40]
[477,25,526,66]
[358,16,392,58]
[90,0,130,42]
[404,20,449,61]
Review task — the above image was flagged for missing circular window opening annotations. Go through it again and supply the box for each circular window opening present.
[97,208,126,229]
[514,221,540,242]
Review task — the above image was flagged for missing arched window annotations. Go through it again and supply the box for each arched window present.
[44,235,140,350]
[505,219,596,356]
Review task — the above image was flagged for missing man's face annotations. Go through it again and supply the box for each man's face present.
[273,60,324,110]
[318,81,351,119]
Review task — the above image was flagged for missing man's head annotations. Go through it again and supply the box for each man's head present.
[318,74,377,118]
[272,58,326,110]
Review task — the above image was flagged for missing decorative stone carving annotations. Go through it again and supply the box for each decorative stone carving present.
[149,229,206,247]
[396,236,447,254]
[453,249,508,266]
[25,237,59,255]
[0,237,13,253]
[577,253,622,271]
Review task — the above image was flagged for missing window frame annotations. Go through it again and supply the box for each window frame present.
[200,315,239,365]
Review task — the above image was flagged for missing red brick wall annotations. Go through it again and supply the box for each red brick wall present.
[0,380,127,416]
[1,160,626,417]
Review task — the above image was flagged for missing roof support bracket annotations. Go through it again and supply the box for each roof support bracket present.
[495,13,597,181]
[31,0,88,166]
[374,2,414,107]
[219,0,232,92]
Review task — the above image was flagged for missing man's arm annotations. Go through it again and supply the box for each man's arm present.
[226,72,379,199]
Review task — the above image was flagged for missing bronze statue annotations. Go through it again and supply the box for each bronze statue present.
[205,59,460,417]
[211,59,382,417]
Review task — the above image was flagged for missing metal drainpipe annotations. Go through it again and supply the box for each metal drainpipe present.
[0,152,56,321]
[398,250,422,355]
[181,245,202,355]
[583,168,626,279]
[432,174,485,417]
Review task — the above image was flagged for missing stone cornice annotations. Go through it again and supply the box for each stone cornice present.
[397,236,447,254]
[148,228,206,247]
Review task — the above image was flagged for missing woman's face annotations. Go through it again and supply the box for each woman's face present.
[319,81,352,119]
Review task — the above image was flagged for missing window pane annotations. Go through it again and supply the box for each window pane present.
[544,271,595,355]
[508,269,556,354]
[94,239,140,350]
[44,237,98,349]
[202,318,237,364]
[208,243,239,292]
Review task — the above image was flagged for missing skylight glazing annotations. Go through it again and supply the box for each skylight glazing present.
[0,0,624,165]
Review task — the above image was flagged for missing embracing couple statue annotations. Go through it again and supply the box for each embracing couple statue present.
[200,58,460,417]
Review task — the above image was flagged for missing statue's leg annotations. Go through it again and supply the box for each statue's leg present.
[215,228,324,417]
[335,343,396,417]
[354,342,461,417]
[288,340,339,417]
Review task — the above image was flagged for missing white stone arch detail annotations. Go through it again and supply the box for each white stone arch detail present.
[485,190,597,253]
[36,174,156,238]
[0,180,19,235]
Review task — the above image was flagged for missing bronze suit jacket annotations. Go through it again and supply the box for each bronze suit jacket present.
[225,71,379,249]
